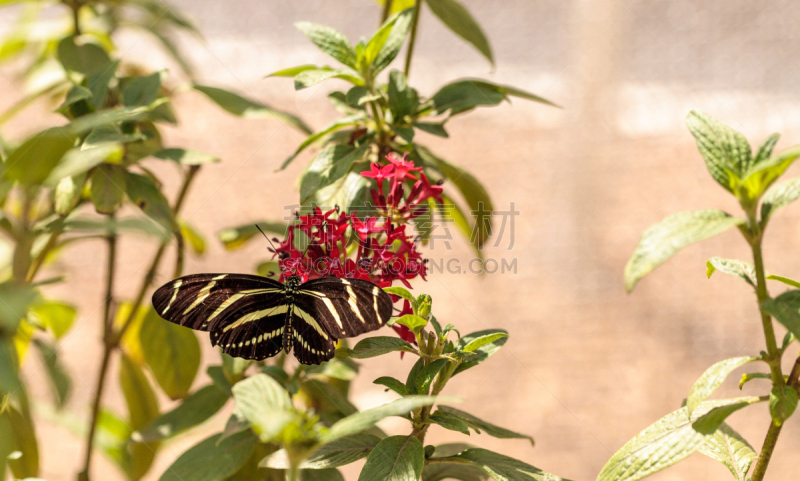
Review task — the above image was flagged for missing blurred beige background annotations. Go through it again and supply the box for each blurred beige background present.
[3,0,800,480]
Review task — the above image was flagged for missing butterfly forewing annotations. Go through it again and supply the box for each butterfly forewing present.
[152,274,285,331]
[296,278,393,338]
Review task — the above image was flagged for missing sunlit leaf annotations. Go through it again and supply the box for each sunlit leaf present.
[158,431,257,481]
[698,423,756,481]
[295,21,357,69]
[140,307,200,399]
[133,384,229,443]
[425,0,493,66]
[686,356,758,416]
[431,448,569,481]
[624,209,745,292]
[705,257,757,288]
[194,84,311,134]
[358,435,423,481]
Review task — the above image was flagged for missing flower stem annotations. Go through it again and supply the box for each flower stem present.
[403,0,422,77]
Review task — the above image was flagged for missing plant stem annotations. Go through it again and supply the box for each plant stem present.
[78,214,117,481]
[68,0,82,35]
[12,191,33,284]
[78,166,200,480]
[751,240,784,386]
[380,0,393,24]
[751,357,800,481]
[403,0,422,77]
[747,208,787,481]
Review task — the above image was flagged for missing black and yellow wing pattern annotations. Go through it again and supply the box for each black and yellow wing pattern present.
[151,273,393,365]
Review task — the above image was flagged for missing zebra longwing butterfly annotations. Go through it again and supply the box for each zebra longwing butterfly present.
[151,271,393,365]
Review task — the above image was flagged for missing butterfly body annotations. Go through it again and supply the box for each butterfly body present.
[152,273,392,365]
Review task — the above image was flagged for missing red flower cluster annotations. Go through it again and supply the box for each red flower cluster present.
[272,153,443,345]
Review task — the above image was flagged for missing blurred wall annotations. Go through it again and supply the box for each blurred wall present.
[3,1,800,480]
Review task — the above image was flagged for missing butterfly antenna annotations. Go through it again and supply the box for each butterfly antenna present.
[255,224,279,253]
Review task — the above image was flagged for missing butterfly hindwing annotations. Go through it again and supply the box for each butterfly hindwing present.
[212,303,287,361]
[152,274,285,332]
[296,277,393,338]
[290,303,337,365]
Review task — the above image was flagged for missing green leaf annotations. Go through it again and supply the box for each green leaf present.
[395,314,428,331]
[596,397,762,481]
[753,133,780,166]
[231,373,293,442]
[383,286,416,307]
[685,110,752,193]
[261,433,381,469]
[218,220,287,250]
[6,403,39,479]
[87,60,119,110]
[222,352,252,385]
[295,22,357,69]
[83,126,144,148]
[437,193,482,260]
[767,274,800,289]
[425,0,493,66]
[423,462,489,481]
[313,169,371,214]
[367,9,413,75]
[133,384,230,443]
[256,261,282,279]
[56,85,92,113]
[0,413,12,476]
[321,395,457,443]
[413,121,448,138]
[461,333,508,353]
[0,283,40,334]
[119,352,159,431]
[415,359,450,394]
[416,145,493,249]
[266,64,319,78]
[686,356,758,416]
[32,338,71,409]
[158,430,257,481]
[624,209,745,292]
[705,257,757,288]
[735,145,800,206]
[90,163,126,214]
[739,372,772,390]
[67,105,154,135]
[769,385,798,426]
[303,469,345,481]
[374,376,409,396]
[54,174,86,215]
[453,329,507,376]
[123,71,163,107]
[57,37,112,75]
[179,220,206,255]
[698,423,756,481]
[28,300,75,340]
[429,79,557,116]
[153,148,220,165]
[45,143,120,186]
[4,128,75,186]
[124,171,178,234]
[346,336,418,359]
[358,435,423,481]
[300,143,369,202]
[387,70,418,120]
[306,358,359,381]
[760,176,800,223]
[761,290,800,341]
[436,406,534,444]
[193,84,312,134]
[279,114,366,171]
[426,412,471,436]
[294,67,364,90]
[433,448,569,481]
[140,307,200,399]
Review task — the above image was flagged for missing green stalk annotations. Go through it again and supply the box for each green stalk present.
[78,213,117,481]
[403,0,423,77]
[380,0,393,24]
[746,207,787,481]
